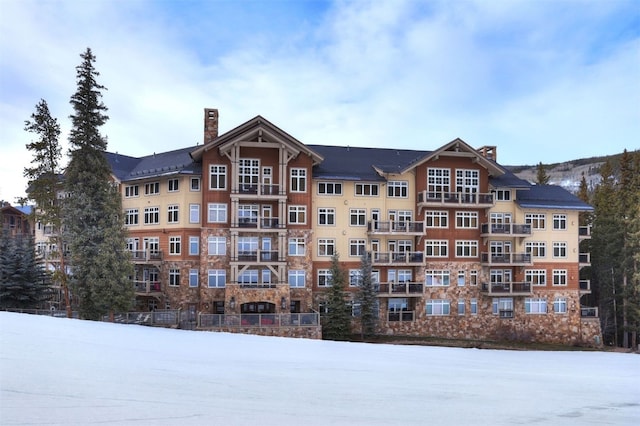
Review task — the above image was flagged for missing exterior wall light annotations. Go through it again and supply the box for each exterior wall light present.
[281,296,287,310]
[229,296,236,310]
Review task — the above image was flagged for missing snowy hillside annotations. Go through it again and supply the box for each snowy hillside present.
[1,312,639,425]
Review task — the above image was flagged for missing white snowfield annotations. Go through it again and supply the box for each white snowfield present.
[1,312,638,426]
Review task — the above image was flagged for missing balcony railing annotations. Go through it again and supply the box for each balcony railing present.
[371,251,424,265]
[376,282,424,296]
[418,191,494,207]
[480,223,531,236]
[579,226,592,239]
[579,253,591,266]
[480,252,532,265]
[481,282,532,296]
[581,307,599,318]
[499,309,514,319]
[367,221,424,234]
[129,250,162,262]
[233,184,284,196]
[233,217,283,229]
[133,280,161,293]
[232,250,284,262]
[579,279,591,293]
[198,312,320,328]
[388,310,415,322]
[103,310,180,326]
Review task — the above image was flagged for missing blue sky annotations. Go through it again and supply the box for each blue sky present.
[1,0,638,203]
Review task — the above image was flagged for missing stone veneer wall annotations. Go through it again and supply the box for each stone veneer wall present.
[200,326,322,339]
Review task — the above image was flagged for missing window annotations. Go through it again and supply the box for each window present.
[493,189,511,201]
[288,270,305,288]
[288,238,305,256]
[470,270,478,286]
[207,203,227,223]
[525,298,547,314]
[318,239,335,256]
[190,177,200,191]
[209,165,227,190]
[553,269,568,286]
[349,239,366,257]
[318,208,335,225]
[456,240,478,257]
[456,211,478,228]
[238,270,258,285]
[168,269,180,287]
[456,169,479,194]
[470,298,478,315]
[168,178,179,192]
[425,270,450,286]
[144,182,160,195]
[169,236,181,255]
[238,159,259,191]
[525,269,547,286]
[349,269,363,287]
[288,206,306,224]
[525,241,546,258]
[318,269,332,287]
[427,168,450,194]
[355,183,379,196]
[426,299,450,316]
[387,181,408,198]
[125,208,138,226]
[350,208,366,226]
[553,214,567,230]
[458,300,465,315]
[290,168,306,192]
[207,237,226,256]
[525,213,546,230]
[553,242,567,258]
[167,205,179,223]
[189,236,199,256]
[492,298,513,315]
[207,270,226,288]
[189,269,198,287]
[425,240,448,257]
[554,297,568,314]
[457,271,465,286]
[144,207,159,224]
[189,204,200,223]
[125,185,139,198]
[388,269,412,283]
[425,211,448,228]
[238,204,259,226]
[318,182,342,195]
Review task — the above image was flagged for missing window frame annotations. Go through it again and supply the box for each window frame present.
[209,165,227,190]
[290,168,307,193]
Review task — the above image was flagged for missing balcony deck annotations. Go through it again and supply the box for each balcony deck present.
[375,282,424,297]
[579,253,591,268]
[129,250,163,264]
[418,191,494,209]
[481,282,533,296]
[371,251,424,266]
[232,217,285,231]
[367,221,424,235]
[231,250,286,263]
[579,279,591,294]
[579,226,592,240]
[231,184,286,200]
[480,252,532,266]
[133,280,162,295]
[480,223,531,237]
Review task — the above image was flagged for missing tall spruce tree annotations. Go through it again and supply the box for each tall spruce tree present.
[23,99,71,315]
[322,253,351,340]
[535,162,550,185]
[63,48,133,320]
[356,252,378,338]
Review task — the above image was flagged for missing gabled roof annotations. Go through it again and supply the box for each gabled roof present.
[489,168,532,189]
[105,146,201,183]
[309,145,429,181]
[401,138,504,176]
[191,115,324,165]
[516,185,593,211]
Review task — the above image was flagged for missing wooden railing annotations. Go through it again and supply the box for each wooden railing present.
[481,282,532,295]
[376,282,424,295]
[367,221,424,233]
[418,191,494,206]
[371,252,424,265]
[480,223,531,236]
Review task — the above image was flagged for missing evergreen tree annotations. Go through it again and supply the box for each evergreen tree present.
[322,253,351,340]
[63,48,133,320]
[356,252,378,338]
[535,162,550,185]
[23,99,70,315]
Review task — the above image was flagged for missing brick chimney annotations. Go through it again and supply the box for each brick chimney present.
[204,108,219,145]
[477,145,497,162]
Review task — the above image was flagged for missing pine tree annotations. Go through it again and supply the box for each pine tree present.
[322,253,351,340]
[23,99,70,315]
[535,162,550,185]
[63,48,133,320]
[356,252,378,338]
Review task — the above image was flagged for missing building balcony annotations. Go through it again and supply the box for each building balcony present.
[230,250,286,263]
[480,252,532,266]
[367,221,424,235]
[387,310,415,322]
[417,191,494,209]
[133,280,162,294]
[231,184,286,199]
[232,217,285,231]
[375,282,424,297]
[228,281,282,289]
[481,282,533,296]
[579,225,592,240]
[198,312,320,328]
[371,251,424,265]
[579,253,591,268]
[579,279,591,294]
[480,223,531,237]
[580,307,598,318]
[129,250,163,264]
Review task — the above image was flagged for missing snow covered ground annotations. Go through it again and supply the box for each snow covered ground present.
[1,312,638,426]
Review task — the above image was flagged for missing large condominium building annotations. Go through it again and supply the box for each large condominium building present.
[65,108,600,344]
